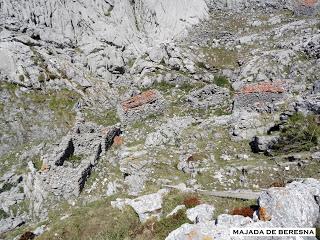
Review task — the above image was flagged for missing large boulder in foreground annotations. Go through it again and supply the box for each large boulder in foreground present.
[166,178,320,240]
[111,189,169,223]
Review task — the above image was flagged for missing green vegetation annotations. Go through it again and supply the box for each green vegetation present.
[127,58,137,68]
[31,157,43,171]
[67,155,84,165]
[148,81,175,93]
[38,73,46,82]
[213,75,234,95]
[0,182,15,194]
[213,75,231,88]
[200,47,238,69]
[195,61,207,69]
[0,152,23,177]
[0,209,9,220]
[0,102,4,112]
[0,82,19,92]
[37,199,140,240]
[271,113,320,154]
[214,106,232,116]
[12,188,260,240]
[10,199,30,216]
[85,109,120,126]
[31,47,47,69]
[19,75,25,81]
[135,210,190,240]
[24,89,79,125]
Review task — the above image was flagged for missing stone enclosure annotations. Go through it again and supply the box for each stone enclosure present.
[117,90,166,123]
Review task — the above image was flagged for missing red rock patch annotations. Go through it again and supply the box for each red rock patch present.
[238,81,285,94]
[121,90,158,112]
[113,136,123,146]
[302,0,317,6]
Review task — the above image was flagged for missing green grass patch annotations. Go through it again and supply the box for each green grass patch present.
[135,210,190,240]
[24,89,79,126]
[271,113,320,154]
[0,182,16,194]
[214,106,232,116]
[31,156,43,171]
[200,47,238,69]
[37,199,140,240]
[0,209,9,220]
[85,109,120,126]
[148,81,175,93]
[67,155,84,166]
[213,75,231,88]
[0,82,19,92]
[0,102,4,112]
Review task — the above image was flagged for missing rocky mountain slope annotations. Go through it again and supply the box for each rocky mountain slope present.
[0,0,320,239]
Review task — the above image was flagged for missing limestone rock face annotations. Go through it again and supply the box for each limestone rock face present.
[258,178,320,227]
[206,0,320,15]
[0,0,208,85]
[186,204,215,223]
[111,189,169,223]
[166,179,320,240]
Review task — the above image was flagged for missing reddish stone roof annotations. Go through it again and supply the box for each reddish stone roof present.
[302,0,317,6]
[238,81,285,94]
[121,90,158,112]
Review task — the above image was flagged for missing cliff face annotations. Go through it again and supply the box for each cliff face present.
[0,0,208,47]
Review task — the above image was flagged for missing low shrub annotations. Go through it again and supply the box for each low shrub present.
[19,232,35,240]
[0,209,9,220]
[271,113,320,154]
[183,195,201,208]
[213,75,231,89]
[231,207,255,218]
[269,179,286,188]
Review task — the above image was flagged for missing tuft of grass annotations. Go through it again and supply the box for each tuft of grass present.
[213,75,232,89]
[214,107,232,116]
[21,89,79,130]
[200,47,238,69]
[0,82,19,92]
[37,200,140,240]
[127,58,136,68]
[149,81,175,93]
[195,61,207,69]
[271,113,320,154]
[0,103,4,112]
[0,209,9,220]
[67,155,84,165]
[85,109,120,126]
[135,210,190,240]
[38,73,46,82]
[162,191,187,215]
[0,182,16,194]
[31,157,43,171]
